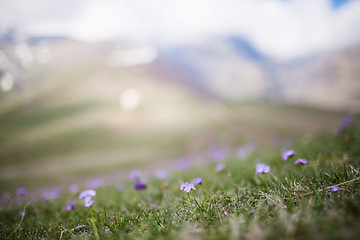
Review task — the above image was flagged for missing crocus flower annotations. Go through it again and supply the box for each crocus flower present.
[134,180,147,190]
[255,163,270,175]
[65,201,76,211]
[191,178,202,185]
[215,163,225,172]
[282,150,296,161]
[180,182,196,193]
[328,185,340,192]
[294,158,308,165]
[17,188,27,195]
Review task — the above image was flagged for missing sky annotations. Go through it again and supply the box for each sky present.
[1,0,360,60]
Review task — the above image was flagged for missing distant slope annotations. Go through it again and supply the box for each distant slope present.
[159,35,360,111]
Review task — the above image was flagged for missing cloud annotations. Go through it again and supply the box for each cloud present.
[1,0,360,59]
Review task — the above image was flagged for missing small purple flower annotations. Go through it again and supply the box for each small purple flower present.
[17,188,27,195]
[294,158,308,165]
[79,189,96,199]
[208,147,227,162]
[191,178,202,185]
[215,163,226,172]
[180,182,196,193]
[328,185,340,192]
[90,179,103,189]
[129,170,142,180]
[282,150,296,161]
[65,201,76,211]
[255,163,270,175]
[79,189,96,207]
[0,195,10,205]
[333,114,353,136]
[173,158,192,170]
[134,180,147,190]
[155,169,168,179]
[69,184,79,194]
[42,188,60,201]
[50,188,60,199]
[236,141,258,159]
[84,197,95,207]
[20,211,25,216]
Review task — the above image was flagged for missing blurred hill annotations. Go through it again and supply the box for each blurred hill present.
[159,36,360,111]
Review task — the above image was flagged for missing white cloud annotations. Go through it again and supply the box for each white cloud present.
[1,0,360,59]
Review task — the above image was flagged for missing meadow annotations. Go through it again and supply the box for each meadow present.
[0,114,358,239]
[0,42,359,239]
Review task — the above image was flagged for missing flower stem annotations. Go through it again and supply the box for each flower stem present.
[188,192,192,204]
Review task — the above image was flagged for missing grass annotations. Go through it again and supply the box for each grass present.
[0,122,359,239]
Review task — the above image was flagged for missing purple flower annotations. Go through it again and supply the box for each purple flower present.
[0,195,10,205]
[255,163,270,175]
[180,182,196,193]
[282,150,296,161]
[69,184,79,194]
[328,185,340,192]
[79,189,96,207]
[134,180,147,190]
[20,211,25,216]
[79,189,96,199]
[173,158,192,170]
[215,163,226,172]
[155,169,168,179]
[42,188,60,201]
[191,178,202,185]
[129,170,142,180]
[333,114,353,136]
[17,188,27,195]
[294,158,308,165]
[84,197,95,207]
[90,179,103,189]
[65,201,76,211]
[208,147,227,162]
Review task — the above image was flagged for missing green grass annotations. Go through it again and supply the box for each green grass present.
[0,123,359,239]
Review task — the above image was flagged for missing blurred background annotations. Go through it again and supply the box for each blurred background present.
[0,0,359,192]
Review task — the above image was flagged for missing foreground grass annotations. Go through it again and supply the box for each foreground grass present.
[0,124,359,239]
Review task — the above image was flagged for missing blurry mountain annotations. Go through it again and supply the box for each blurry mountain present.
[1,26,359,111]
[158,36,267,101]
[272,44,360,110]
[158,36,360,111]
